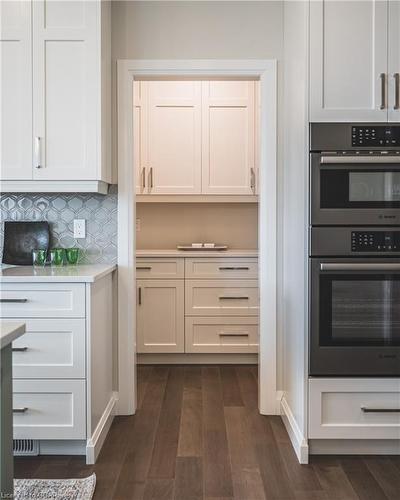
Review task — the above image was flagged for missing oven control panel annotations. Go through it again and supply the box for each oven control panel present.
[352,231,400,252]
[352,126,400,147]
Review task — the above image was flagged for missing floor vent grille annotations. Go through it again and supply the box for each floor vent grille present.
[13,439,39,456]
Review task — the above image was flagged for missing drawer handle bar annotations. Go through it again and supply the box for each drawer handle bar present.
[219,267,250,271]
[12,347,28,352]
[136,266,152,270]
[219,296,249,300]
[321,263,400,272]
[320,156,400,164]
[219,333,249,337]
[13,407,28,414]
[361,407,400,413]
[0,298,28,303]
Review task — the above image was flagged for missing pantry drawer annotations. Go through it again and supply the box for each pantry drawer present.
[136,258,184,279]
[0,283,85,318]
[185,258,258,279]
[13,379,86,440]
[185,280,259,316]
[309,378,400,440]
[185,316,258,353]
[12,319,85,379]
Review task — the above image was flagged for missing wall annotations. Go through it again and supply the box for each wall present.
[0,192,117,264]
[136,203,258,249]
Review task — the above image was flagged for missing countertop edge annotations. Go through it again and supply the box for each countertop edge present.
[0,265,117,283]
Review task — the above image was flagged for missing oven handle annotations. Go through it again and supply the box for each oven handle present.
[320,263,400,272]
[320,155,400,164]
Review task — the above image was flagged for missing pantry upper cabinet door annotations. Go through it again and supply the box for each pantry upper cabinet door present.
[134,81,148,193]
[0,1,32,180]
[147,81,202,194]
[202,81,255,195]
[388,0,400,122]
[310,0,388,122]
[32,0,99,180]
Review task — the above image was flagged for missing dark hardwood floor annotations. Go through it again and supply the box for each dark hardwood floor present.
[15,365,400,499]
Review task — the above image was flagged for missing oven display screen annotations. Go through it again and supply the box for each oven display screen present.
[351,231,400,252]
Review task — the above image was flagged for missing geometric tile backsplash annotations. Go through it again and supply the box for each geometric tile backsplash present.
[0,192,117,264]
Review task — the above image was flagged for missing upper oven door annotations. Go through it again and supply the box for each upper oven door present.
[311,153,400,225]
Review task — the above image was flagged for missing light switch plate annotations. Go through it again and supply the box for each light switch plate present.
[73,219,86,239]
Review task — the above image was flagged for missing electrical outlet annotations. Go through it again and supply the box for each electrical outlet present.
[136,218,141,232]
[73,219,86,239]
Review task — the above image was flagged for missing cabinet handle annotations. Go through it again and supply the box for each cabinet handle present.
[380,73,387,110]
[219,296,249,300]
[136,266,152,271]
[138,286,142,305]
[219,267,250,271]
[394,73,400,110]
[219,333,249,337]
[13,407,28,414]
[142,167,146,189]
[35,136,42,168]
[12,347,28,352]
[361,406,400,413]
[0,298,28,303]
[149,167,154,189]
[250,168,256,192]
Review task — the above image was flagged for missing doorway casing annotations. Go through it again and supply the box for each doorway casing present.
[116,59,278,416]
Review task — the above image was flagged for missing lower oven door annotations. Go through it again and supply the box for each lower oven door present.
[310,258,400,376]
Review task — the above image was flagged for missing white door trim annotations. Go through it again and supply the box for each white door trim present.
[116,59,278,415]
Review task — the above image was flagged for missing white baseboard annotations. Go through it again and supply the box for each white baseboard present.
[137,353,258,365]
[39,440,86,456]
[310,439,400,455]
[86,392,117,465]
[280,395,309,464]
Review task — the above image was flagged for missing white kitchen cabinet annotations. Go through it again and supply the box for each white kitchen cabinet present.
[388,0,400,122]
[201,81,256,194]
[0,0,111,192]
[137,279,185,353]
[0,0,32,180]
[310,0,389,122]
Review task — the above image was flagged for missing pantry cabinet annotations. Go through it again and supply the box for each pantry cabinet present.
[310,0,400,123]
[0,0,111,192]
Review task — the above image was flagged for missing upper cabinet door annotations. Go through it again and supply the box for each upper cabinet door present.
[133,81,148,194]
[0,1,32,179]
[147,81,202,194]
[32,0,99,180]
[310,0,388,122]
[388,0,400,122]
[202,81,255,195]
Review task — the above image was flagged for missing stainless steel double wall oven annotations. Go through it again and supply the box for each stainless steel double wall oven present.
[309,123,400,377]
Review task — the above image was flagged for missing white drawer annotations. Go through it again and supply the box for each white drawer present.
[185,316,258,353]
[136,258,184,279]
[0,283,85,318]
[12,319,85,379]
[13,379,86,440]
[185,258,258,279]
[309,378,400,440]
[185,280,259,316]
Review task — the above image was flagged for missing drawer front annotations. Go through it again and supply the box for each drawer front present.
[185,258,258,279]
[0,283,85,318]
[185,316,259,353]
[136,258,184,279]
[13,379,86,440]
[12,319,85,379]
[185,280,259,316]
[309,378,400,440]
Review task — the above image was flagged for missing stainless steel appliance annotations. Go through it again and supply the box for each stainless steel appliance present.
[310,123,400,225]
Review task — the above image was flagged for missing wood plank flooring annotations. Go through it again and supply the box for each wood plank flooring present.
[14,365,400,500]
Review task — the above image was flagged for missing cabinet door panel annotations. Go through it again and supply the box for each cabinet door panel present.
[137,280,184,353]
[389,0,400,122]
[134,81,147,194]
[32,0,98,180]
[202,81,255,194]
[0,1,32,179]
[147,81,201,194]
[310,0,388,122]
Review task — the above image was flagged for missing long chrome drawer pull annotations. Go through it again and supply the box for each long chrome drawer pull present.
[219,267,250,271]
[13,408,28,414]
[321,156,400,164]
[12,347,28,352]
[0,298,28,303]
[136,266,152,270]
[380,72,387,110]
[219,333,249,337]
[361,407,400,413]
[320,263,400,272]
[219,296,249,300]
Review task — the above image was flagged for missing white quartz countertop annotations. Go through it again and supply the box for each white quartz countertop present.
[136,249,258,258]
[0,321,26,349]
[0,264,116,283]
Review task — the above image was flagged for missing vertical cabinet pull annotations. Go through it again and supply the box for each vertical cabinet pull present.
[138,286,142,305]
[250,168,256,193]
[380,73,387,110]
[394,73,400,110]
[149,167,154,189]
[35,137,42,169]
[142,167,146,189]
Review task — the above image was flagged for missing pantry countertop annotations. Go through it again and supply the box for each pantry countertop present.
[136,249,258,258]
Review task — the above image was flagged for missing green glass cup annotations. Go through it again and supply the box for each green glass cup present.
[65,248,80,265]
[32,249,47,267]
[49,248,65,267]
